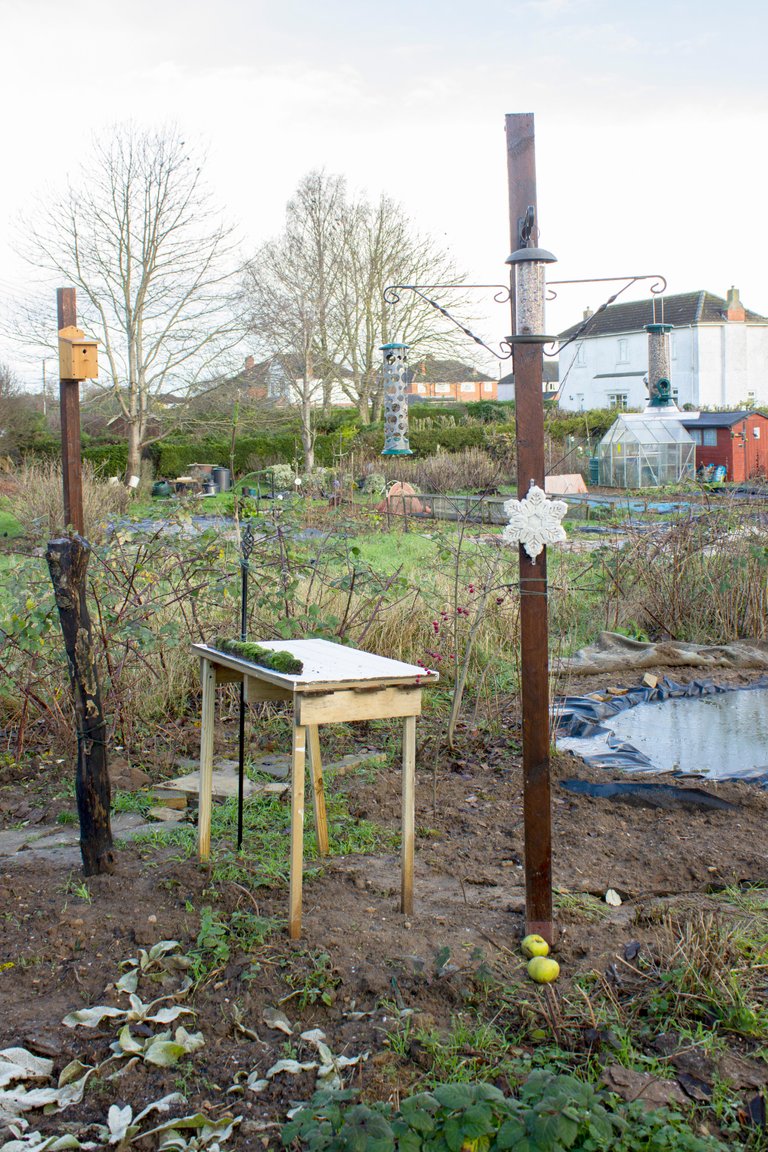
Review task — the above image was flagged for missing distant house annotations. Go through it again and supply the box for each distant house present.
[679,411,768,482]
[557,288,768,411]
[406,357,497,402]
[498,360,559,403]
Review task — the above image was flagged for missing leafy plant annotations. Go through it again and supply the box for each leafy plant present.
[282,1072,728,1152]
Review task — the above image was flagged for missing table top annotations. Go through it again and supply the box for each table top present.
[193,638,439,693]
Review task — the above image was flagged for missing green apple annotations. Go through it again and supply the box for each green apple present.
[528,956,560,983]
[521,933,550,958]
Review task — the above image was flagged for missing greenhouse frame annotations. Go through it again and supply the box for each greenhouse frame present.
[597,414,696,488]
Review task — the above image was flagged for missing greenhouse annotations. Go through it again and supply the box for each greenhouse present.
[596,413,696,488]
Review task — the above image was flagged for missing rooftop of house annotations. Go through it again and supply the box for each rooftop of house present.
[680,410,767,428]
[559,290,767,341]
[406,356,494,384]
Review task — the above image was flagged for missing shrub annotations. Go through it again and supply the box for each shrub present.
[282,1073,727,1152]
[268,463,298,490]
[6,459,131,540]
[361,472,387,495]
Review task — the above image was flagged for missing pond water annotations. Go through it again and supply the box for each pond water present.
[600,689,768,782]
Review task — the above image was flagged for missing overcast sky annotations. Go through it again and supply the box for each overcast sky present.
[2,0,767,386]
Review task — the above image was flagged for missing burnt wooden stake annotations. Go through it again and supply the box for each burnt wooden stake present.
[47,536,114,874]
[50,287,113,875]
[506,113,554,943]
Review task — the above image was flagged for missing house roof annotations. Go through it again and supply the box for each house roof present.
[680,411,766,428]
[559,291,767,340]
[407,356,494,383]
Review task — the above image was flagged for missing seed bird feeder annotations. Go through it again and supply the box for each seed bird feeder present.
[381,342,413,456]
[505,239,557,344]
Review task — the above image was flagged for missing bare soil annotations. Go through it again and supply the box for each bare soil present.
[1,670,767,1146]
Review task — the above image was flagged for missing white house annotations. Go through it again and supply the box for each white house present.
[557,288,768,411]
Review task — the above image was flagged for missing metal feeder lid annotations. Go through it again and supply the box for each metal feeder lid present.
[380,342,409,351]
[505,246,558,265]
[644,323,675,333]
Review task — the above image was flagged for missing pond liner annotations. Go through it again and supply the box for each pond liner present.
[560,779,737,812]
[554,676,768,785]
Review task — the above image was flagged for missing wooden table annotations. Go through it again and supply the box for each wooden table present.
[192,639,438,938]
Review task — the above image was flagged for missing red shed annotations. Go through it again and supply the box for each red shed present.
[680,411,768,482]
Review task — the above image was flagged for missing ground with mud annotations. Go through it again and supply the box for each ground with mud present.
[1,670,767,1146]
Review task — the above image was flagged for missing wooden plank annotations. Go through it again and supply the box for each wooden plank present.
[214,667,242,685]
[296,686,422,726]
[307,725,329,856]
[289,722,307,940]
[401,715,417,916]
[244,677,293,704]
[197,658,217,863]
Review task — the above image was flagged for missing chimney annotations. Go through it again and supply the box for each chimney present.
[583,306,594,320]
[244,355,255,371]
[726,287,745,322]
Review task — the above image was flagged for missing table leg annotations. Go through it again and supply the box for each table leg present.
[307,725,329,857]
[289,721,307,939]
[401,714,416,915]
[197,658,217,863]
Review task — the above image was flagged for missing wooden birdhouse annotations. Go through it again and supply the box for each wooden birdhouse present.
[58,326,99,380]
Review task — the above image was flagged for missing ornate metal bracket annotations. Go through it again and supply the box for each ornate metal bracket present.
[383,284,514,360]
[544,274,667,354]
[384,273,667,360]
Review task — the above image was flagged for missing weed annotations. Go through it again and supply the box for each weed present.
[280,950,340,1009]
[55,810,78,825]
[554,889,609,923]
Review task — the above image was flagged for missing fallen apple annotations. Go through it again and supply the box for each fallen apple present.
[527,956,560,983]
[521,933,550,958]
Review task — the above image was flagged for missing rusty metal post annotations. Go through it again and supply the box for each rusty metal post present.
[505,113,553,943]
[57,287,84,535]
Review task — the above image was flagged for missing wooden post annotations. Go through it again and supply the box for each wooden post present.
[57,288,84,535]
[197,658,217,863]
[48,288,113,875]
[47,537,114,874]
[505,113,554,943]
[307,725,329,856]
[289,721,308,939]
[401,714,416,916]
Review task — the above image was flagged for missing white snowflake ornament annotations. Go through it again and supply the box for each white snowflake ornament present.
[502,483,568,563]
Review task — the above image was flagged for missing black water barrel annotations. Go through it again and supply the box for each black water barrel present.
[588,457,600,486]
[212,466,231,492]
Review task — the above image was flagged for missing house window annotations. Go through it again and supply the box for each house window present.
[617,338,629,364]
[670,333,677,360]
[689,430,701,445]
[483,382,494,392]
[703,429,717,447]
[607,392,629,410]
[416,383,427,394]
[460,382,475,393]
[575,344,586,366]
[434,383,450,394]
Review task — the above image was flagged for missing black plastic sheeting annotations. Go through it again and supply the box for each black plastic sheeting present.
[554,676,768,786]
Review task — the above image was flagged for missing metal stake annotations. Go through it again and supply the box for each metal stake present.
[505,113,554,943]
[237,521,255,850]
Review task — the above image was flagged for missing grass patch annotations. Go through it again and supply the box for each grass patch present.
[132,783,395,889]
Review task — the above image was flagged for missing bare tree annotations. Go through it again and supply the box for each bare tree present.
[19,126,243,480]
[243,171,470,431]
[242,172,347,470]
[336,193,466,421]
